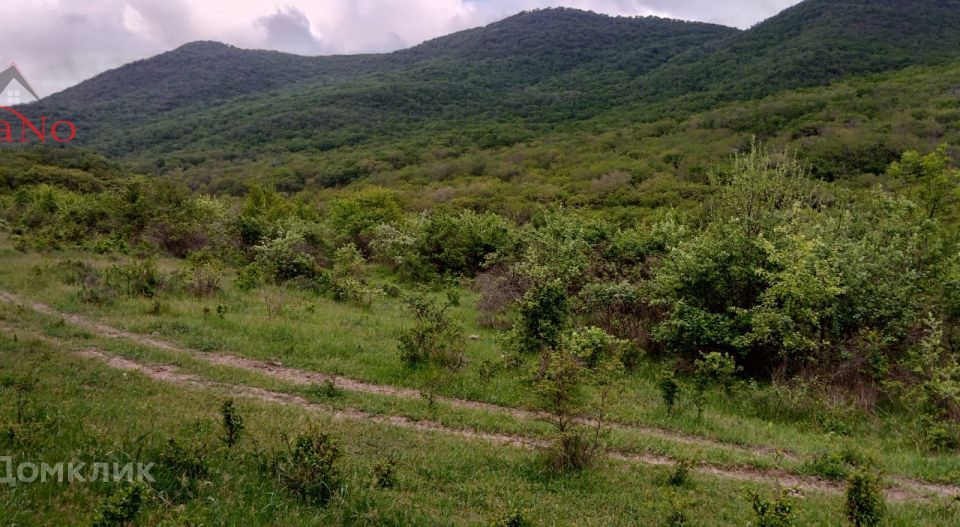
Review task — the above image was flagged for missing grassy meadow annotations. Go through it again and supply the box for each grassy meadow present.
[1,232,959,525]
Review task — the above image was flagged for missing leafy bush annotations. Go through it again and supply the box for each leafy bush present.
[692,352,738,418]
[235,263,264,291]
[329,187,402,249]
[504,280,570,355]
[268,431,343,505]
[254,220,328,282]
[802,448,871,481]
[93,483,144,527]
[186,250,223,297]
[577,281,652,353]
[750,491,795,527]
[532,326,624,472]
[657,370,681,413]
[895,316,960,451]
[103,258,160,298]
[845,471,885,527]
[333,243,365,278]
[397,292,467,369]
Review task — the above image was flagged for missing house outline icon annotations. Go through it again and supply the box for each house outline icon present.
[1,63,41,106]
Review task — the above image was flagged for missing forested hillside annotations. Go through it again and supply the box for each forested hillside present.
[23,9,733,158]
[18,0,960,180]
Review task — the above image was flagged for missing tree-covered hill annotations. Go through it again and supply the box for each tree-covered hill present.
[13,0,960,195]
[629,0,960,112]
[22,9,733,156]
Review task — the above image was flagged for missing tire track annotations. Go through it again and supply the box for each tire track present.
[74,347,852,499]
[1,290,957,501]
[0,290,787,459]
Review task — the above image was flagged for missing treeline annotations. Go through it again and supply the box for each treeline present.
[2,145,959,445]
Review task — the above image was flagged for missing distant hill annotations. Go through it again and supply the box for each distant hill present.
[14,1,960,187]
[39,42,384,114]
[21,9,734,156]
[630,0,960,112]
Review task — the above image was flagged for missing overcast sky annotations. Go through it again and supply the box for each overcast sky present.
[1,0,800,97]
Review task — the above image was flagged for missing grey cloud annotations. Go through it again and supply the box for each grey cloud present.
[0,0,194,96]
[257,7,326,55]
[636,0,801,27]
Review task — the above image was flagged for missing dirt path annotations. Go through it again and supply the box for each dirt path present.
[0,290,790,460]
[1,290,957,501]
[73,346,855,499]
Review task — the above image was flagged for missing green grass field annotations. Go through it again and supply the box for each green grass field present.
[1,234,959,525]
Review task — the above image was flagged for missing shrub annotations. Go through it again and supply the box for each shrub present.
[309,379,341,399]
[1,372,39,426]
[803,449,870,481]
[667,459,692,487]
[93,483,144,527]
[269,431,343,505]
[103,258,160,298]
[750,491,795,527]
[577,281,652,353]
[532,327,624,473]
[657,370,681,413]
[220,399,245,448]
[397,292,466,369]
[473,265,527,329]
[186,250,223,297]
[845,471,885,527]
[329,187,403,249]
[333,243,365,278]
[565,326,633,370]
[898,316,960,451]
[505,280,570,355]
[254,222,323,282]
[693,352,738,419]
[235,263,264,291]
[155,437,209,502]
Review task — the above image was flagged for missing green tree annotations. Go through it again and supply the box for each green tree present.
[887,144,959,219]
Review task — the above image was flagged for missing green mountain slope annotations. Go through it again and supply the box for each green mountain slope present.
[629,0,960,112]
[14,0,960,199]
[23,9,735,156]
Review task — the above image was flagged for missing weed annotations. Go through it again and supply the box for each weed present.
[309,379,341,399]
[803,449,871,481]
[667,460,693,487]
[491,505,532,527]
[371,456,398,489]
[269,431,342,505]
[220,399,245,448]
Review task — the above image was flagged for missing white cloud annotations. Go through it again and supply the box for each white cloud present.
[0,0,802,96]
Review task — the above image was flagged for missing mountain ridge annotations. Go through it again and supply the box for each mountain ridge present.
[15,0,960,185]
